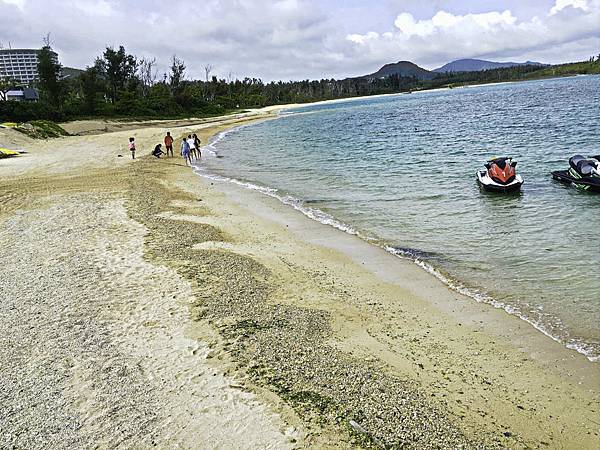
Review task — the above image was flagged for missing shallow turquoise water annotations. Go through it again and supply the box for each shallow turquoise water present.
[197,75,600,360]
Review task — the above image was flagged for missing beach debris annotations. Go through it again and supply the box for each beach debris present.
[348,419,368,434]
[0,147,20,158]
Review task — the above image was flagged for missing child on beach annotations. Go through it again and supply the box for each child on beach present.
[187,135,197,160]
[152,143,165,158]
[181,137,191,166]
[193,133,201,159]
[128,137,136,159]
[164,132,174,157]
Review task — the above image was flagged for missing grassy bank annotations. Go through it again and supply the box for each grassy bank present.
[527,60,600,77]
[13,120,70,139]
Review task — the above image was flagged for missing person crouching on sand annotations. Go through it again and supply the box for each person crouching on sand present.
[152,143,165,158]
[187,134,197,160]
[193,133,201,159]
[164,131,174,157]
[128,137,136,159]
[181,137,191,166]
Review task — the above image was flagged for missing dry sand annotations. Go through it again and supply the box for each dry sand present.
[1,113,598,449]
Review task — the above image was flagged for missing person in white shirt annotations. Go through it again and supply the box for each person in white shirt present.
[187,135,197,160]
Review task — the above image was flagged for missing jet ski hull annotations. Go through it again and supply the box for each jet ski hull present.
[477,171,523,192]
[551,170,600,193]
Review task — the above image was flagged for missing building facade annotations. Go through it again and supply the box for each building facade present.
[0,48,59,84]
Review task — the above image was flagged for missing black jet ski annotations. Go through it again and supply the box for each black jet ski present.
[551,155,600,193]
[477,157,523,192]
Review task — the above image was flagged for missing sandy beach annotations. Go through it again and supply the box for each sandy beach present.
[1,111,598,448]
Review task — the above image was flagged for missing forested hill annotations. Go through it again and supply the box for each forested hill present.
[360,61,434,80]
[433,58,546,73]
[356,58,546,79]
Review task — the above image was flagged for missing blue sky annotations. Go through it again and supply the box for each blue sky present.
[1,0,598,81]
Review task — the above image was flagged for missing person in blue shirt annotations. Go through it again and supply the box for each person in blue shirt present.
[180,137,191,166]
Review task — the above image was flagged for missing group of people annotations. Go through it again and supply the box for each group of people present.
[128,131,202,166]
[179,133,202,166]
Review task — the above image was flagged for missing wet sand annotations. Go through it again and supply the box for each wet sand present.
[0,114,598,448]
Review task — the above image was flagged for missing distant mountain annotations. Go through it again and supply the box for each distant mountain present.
[433,58,546,73]
[355,58,548,82]
[361,61,434,80]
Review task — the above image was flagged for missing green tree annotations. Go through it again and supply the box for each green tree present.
[115,90,137,114]
[99,46,137,103]
[37,41,63,105]
[169,55,186,91]
[79,65,104,114]
[146,82,180,115]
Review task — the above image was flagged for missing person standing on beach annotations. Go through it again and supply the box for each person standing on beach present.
[164,132,174,157]
[193,133,201,159]
[128,137,136,159]
[181,137,192,166]
[187,134,197,160]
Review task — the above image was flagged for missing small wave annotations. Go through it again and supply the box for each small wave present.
[192,166,360,237]
[191,121,599,363]
[304,198,345,204]
[383,246,598,362]
[387,246,435,260]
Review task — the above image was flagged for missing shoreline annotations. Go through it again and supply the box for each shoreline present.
[183,127,599,446]
[195,110,598,363]
[1,114,598,447]
[55,73,599,137]
[193,130,599,378]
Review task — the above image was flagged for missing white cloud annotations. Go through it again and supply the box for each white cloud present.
[392,10,517,38]
[0,0,25,10]
[550,0,589,15]
[346,1,600,70]
[347,31,379,45]
[74,0,111,17]
[0,0,599,80]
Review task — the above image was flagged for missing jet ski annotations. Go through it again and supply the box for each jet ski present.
[477,157,523,192]
[551,155,600,193]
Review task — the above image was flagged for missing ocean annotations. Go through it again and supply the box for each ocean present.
[194,75,600,361]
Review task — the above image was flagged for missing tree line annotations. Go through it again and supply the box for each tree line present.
[1,42,599,123]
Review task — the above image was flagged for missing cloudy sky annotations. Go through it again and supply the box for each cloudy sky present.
[1,0,599,81]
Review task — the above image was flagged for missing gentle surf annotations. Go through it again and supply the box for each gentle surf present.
[196,75,600,361]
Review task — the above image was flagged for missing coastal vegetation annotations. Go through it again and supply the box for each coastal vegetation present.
[13,120,69,139]
[0,43,599,124]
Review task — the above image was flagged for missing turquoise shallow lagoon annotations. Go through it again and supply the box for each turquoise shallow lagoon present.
[196,75,600,360]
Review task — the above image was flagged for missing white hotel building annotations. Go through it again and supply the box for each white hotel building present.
[0,48,59,84]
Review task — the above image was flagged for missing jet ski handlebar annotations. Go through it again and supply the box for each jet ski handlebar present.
[485,157,517,170]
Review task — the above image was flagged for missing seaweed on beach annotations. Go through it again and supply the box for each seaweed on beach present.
[14,120,70,139]
[124,158,493,449]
